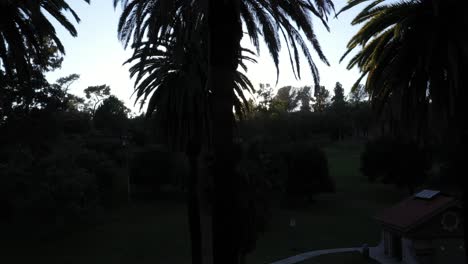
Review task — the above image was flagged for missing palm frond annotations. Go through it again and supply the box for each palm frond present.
[0,0,89,81]
[342,0,468,140]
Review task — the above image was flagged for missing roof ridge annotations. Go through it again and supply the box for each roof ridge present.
[374,195,458,233]
[403,198,458,232]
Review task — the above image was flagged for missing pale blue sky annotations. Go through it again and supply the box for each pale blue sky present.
[46,0,364,113]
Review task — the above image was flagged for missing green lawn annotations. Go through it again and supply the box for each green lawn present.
[1,201,190,264]
[298,252,379,264]
[246,141,405,264]
[1,140,405,264]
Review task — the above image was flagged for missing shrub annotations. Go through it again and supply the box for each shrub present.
[236,141,273,255]
[284,143,334,205]
[361,137,431,193]
[0,139,101,233]
[129,145,187,199]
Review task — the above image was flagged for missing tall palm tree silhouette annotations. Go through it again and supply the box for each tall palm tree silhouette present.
[115,0,334,263]
[124,14,256,263]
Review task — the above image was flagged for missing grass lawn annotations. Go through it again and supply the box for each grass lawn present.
[246,141,406,264]
[298,252,379,264]
[1,140,405,264]
[1,201,190,264]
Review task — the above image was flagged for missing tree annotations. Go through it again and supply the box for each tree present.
[84,85,111,116]
[256,83,274,112]
[119,12,255,264]
[331,82,346,109]
[340,0,468,142]
[348,84,368,105]
[329,82,349,140]
[269,86,313,113]
[55,74,80,92]
[243,99,257,120]
[361,137,430,194]
[115,0,334,263]
[275,86,295,107]
[0,37,78,119]
[270,86,299,113]
[0,137,101,230]
[313,85,330,112]
[51,74,86,112]
[129,145,180,196]
[0,72,83,124]
[297,86,313,112]
[350,101,373,138]
[285,144,334,205]
[0,0,90,83]
[257,84,272,107]
[255,84,309,118]
[340,0,468,259]
[94,95,130,136]
[347,84,371,138]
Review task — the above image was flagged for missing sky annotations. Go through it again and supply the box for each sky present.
[46,0,364,114]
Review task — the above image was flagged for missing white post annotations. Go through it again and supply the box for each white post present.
[290,217,297,251]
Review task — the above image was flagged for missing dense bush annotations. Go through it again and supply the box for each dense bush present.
[284,143,334,205]
[129,145,188,198]
[0,76,138,235]
[236,141,273,255]
[361,137,431,193]
[0,121,134,235]
[425,143,465,195]
[93,95,130,136]
[0,139,102,232]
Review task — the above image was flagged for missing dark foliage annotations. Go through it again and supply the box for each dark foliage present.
[0,137,100,230]
[361,137,431,193]
[236,141,273,256]
[0,77,134,234]
[129,145,188,199]
[284,144,334,205]
[94,95,130,136]
[0,0,89,82]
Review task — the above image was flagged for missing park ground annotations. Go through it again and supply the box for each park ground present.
[0,140,406,264]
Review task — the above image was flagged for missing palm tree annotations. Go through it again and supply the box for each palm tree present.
[115,1,334,263]
[340,0,468,261]
[124,22,256,264]
[340,0,468,141]
[116,0,333,81]
[0,0,90,82]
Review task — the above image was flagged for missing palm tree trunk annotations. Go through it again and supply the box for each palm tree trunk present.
[210,68,240,264]
[454,95,468,264]
[462,190,468,264]
[208,0,242,263]
[187,141,203,264]
[459,135,468,264]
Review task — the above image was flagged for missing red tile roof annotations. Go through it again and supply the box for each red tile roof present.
[375,195,456,232]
